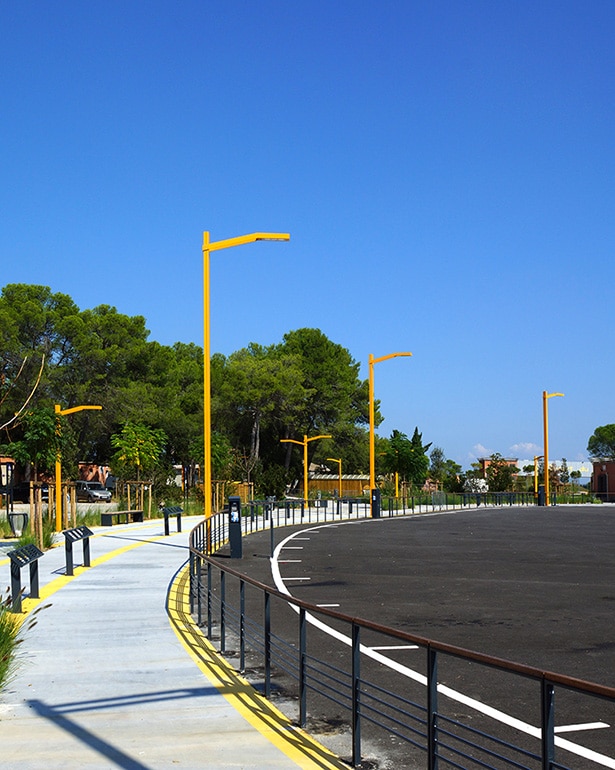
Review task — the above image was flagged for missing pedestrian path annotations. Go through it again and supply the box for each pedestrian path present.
[0,518,347,769]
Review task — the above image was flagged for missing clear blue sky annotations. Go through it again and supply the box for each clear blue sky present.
[2,1,614,469]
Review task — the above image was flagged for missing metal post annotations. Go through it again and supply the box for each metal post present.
[207,562,212,638]
[264,592,271,698]
[299,607,307,727]
[66,539,74,576]
[427,647,438,770]
[541,679,555,770]
[239,579,245,672]
[351,622,361,767]
[220,570,226,652]
[83,534,91,567]
[10,561,21,613]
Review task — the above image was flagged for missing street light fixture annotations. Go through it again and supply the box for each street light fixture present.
[280,434,332,505]
[369,352,412,517]
[202,231,290,523]
[54,404,102,532]
[326,457,343,498]
[542,391,564,506]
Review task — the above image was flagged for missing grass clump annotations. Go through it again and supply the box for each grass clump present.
[0,594,50,691]
[0,594,20,687]
[17,518,56,550]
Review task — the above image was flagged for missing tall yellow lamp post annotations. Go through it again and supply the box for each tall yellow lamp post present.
[327,457,343,498]
[369,352,412,517]
[54,404,102,532]
[542,391,564,506]
[202,231,289,524]
[280,434,331,504]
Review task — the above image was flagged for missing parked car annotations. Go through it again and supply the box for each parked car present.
[75,481,112,503]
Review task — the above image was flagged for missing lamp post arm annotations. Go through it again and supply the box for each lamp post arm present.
[371,352,412,366]
[206,232,290,252]
[57,405,103,417]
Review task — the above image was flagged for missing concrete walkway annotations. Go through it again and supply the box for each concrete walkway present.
[0,518,347,769]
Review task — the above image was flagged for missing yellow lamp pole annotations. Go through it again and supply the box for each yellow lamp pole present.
[369,352,412,516]
[202,231,289,524]
[533,455,543,499]
[542,391,564,506]
[54,404,102,532]
[327,457,343,497]
[281,434,331,504]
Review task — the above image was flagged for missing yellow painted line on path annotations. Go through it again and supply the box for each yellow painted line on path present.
[168,564,348,770]
[13,532,170,621]
[4,528,348,768]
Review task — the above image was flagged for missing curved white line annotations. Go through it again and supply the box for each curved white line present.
[271,524,615,769]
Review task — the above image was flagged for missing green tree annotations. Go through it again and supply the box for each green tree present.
[485,453,518,492]
[5,407,58,481]
[429,447,462,492]
[279,328,373,434]
[110,423,167,481]
[407,428,432,489]
[587,424,615,459]
[559,458,570,486]
[383,428,431,489]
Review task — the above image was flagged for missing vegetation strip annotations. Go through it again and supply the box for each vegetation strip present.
[167,564,348,770]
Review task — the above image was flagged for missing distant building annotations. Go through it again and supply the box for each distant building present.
[591,460,615,502]
[477,457,519,477]
[308,473,369,496]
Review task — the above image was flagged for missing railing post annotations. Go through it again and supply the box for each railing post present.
[299,607,307,727]
[207,561,212,638]
[264,591,271,698]
[351,622,361,767]
[541,678,555,770]
[196,555,202,625]
[239,579,245,672]
[220,570,226,652]
[427,646,438,770]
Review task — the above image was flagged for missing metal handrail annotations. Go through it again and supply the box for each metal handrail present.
[188,509,613,768]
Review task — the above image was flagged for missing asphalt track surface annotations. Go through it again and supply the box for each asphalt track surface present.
[219,505,615,770]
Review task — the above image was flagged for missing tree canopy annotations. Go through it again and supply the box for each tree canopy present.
[0,285,390,495]
[587,424,615,460]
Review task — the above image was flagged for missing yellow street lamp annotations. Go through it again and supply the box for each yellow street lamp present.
[202,231,289,523]
[54,404,102,532]
[542,390,564,506]
[533,454,544,499]
[327,457,343,498]
[281,434,332,504]
[369,352,412,517]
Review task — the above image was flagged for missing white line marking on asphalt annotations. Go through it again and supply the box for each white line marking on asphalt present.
[555,722,610,734]
[278,560,302,563]
[282,546,304,549]
[272,524,615,770]
[317,604,340,608]
[369,645,419,651]
[283,577,311,581]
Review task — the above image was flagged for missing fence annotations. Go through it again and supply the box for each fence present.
[188,501,615,769]
[201,492,533,555]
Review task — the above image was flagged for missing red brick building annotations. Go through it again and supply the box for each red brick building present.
[591,460,615,502]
